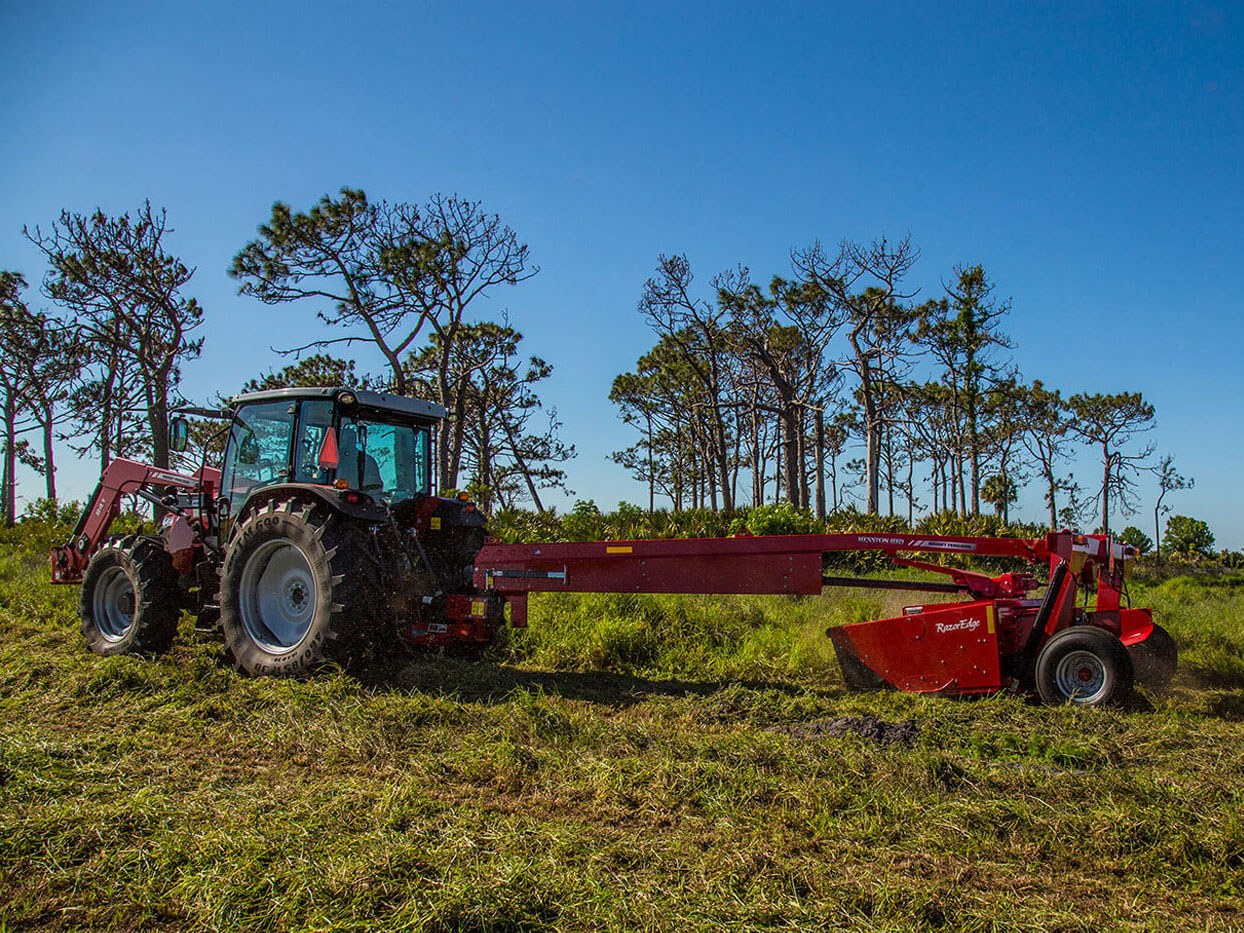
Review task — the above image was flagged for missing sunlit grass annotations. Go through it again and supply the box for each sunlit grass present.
[2,525,1243,929]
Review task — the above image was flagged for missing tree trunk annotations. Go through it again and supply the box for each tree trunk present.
[780,407,799,506]
[814,409,826,521]
[1100,443,1111,533]
[712,418,729,511]
[645,414,655,514]
[476,407,493,511]
[884,423,895,517]
[967,402,980,515]
[148,383,170,470]
[2,398,15,526]
[750,407,762,508]
[796,407,809,509]
[957,454,967,516]
[502,419,545,514]
[42,408,56,502]
[829,449,839,513]
[771,416,780,502]
[906,454,915,526]
[1001,465,1011,525]
[862,388,881,514]
[99,360,117,473]
[1044,461,1058,529]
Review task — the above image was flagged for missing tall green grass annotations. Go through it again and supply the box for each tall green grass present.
[2,521,1243,930]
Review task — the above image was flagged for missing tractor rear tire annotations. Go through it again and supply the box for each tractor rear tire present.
[219,498,383,676]
[80,539,181,657]
[1035,626,1133,707]
[1128,623,1178,693]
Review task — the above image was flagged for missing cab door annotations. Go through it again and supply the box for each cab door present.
[218,401,296,535]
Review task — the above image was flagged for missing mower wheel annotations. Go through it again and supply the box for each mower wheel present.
[219,497,383,676]
[1035,626,1133,707]
[1128,623,1178,692]
[80,539,181,656]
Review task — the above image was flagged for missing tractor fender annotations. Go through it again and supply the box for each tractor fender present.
[234,483,390,526]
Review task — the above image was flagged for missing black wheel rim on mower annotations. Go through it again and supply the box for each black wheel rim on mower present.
[92,564,137,642]
[237,539,318,651]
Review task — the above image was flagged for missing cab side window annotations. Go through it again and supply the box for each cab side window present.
[220,401,295,516]
[294,400,335,483]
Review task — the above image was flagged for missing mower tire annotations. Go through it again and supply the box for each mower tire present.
[1128,623,1178,693]
[220,497,383,676]
[1035,626,1133,707]
[80,539,181,656]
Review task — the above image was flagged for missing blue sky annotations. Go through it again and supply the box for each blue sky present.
[2,2,1242,543]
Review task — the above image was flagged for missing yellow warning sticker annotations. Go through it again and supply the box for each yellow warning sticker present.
[429,517,441,530]
[606,545,633,554]
[986,606,996,634]
[471,600,486,617]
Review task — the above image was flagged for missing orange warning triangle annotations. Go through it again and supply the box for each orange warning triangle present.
[318,427,339,469]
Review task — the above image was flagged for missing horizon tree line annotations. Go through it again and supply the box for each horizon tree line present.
[0,194,1193,537]
[610,237,1185,535]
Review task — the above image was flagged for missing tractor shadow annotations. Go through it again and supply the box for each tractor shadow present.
[355,654,843,709]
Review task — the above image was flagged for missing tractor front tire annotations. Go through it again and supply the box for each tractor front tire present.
[1035,626,1133,707]
[1128,623,1178,693]
[219,498,382,676]
[80,539,181,656]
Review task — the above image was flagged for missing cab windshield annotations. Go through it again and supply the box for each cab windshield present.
[336,413,431,501]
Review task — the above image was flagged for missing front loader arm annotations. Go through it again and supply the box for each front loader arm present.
[50,458,220,584]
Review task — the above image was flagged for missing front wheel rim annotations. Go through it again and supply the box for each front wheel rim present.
[238,539,318,652]
[93,565,136,641]
[1054,649,1108,702]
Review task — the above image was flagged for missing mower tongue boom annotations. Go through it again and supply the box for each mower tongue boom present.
[475,530,1160,701]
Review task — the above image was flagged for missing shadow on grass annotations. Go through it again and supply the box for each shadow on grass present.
[353,653,845,708]
[1200,689,1244,721]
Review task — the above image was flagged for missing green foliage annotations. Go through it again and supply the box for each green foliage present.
[1164,514,1215,558]
[1,523,1244,929]
[1117,525,1153,555]
[561,499,604,541]
[979,473,1018,516]
[1221,550,1244,570]
[21,497,82,526]
[730,502,817,536]
[243,353,367,393]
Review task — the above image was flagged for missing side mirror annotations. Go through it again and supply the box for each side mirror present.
[169,416,190,453]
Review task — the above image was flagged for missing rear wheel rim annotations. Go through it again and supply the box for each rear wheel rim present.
[238,540,317,652]
[93,565,136,641]
[1054,649,1108,702]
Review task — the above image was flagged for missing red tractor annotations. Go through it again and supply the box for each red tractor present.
[53,387,502,676]
[52,386,1176,706]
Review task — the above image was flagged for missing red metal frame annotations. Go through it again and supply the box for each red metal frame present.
[473,529,1151,697]
[49,458,220,584]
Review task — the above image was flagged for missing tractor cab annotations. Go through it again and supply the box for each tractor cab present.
[214,387,447,528]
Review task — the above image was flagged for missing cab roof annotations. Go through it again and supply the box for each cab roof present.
[229,386,447,422]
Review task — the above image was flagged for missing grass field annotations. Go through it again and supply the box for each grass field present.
[2,524,1243,931]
